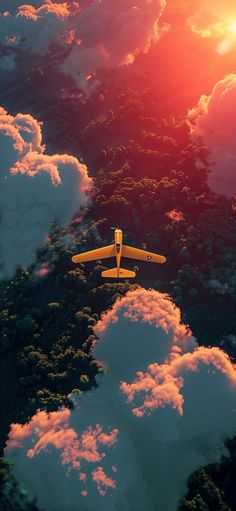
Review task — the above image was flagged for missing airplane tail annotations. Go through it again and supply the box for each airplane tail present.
[101,267,136,278]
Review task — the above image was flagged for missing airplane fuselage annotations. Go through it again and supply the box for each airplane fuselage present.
[114,229,123,275]
[72,227,166,278]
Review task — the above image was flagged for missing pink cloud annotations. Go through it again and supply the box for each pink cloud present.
[17,2,73,22]
[95,287,190,345]
[7,409,71,449]
[0,2,78,54]
[121,346,236,417]
[0,1,167,92]
[7,410,118,496]
[92,466,116,496]
[5,287,236,511]
[188,74,236,197]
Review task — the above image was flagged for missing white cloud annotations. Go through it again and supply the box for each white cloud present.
[0,0,166,92]
[6,288,236,511]
[0,107,92,279]
[188,74,236,197]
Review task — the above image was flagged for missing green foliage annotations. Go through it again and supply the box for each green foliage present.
[179,468,231,511]
[0,458,12,488]
[48,302,60,309]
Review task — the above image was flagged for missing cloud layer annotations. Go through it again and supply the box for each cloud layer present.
[188,74,236,197]
[0,0,166,91]
[188,1,236,37]
[6,288,236,511]
[188,1,236,54]
[0,107,92,279]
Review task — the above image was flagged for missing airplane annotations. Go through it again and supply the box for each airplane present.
[71,228,166,278]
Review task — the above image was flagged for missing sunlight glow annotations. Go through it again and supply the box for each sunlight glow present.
[217,20,236,55]
[230,21,236,32]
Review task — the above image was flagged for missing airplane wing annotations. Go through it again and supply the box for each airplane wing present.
[72,244,115,263]
[122,245,166,264]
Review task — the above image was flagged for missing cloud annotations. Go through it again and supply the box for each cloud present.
[0,0,166,92]
[188,1,236,37]
[6,288,236,511]
[0,107,92,279]
[121,345,236,416]
[0,0,44,14]
[0,1,73,54]
[187,74,236,197]
[188,1,236,54]
[7,408,119,497]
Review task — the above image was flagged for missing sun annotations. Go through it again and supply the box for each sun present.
[229,21,236,33]
[217,19,236,54]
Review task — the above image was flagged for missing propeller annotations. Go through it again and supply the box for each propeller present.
[110,226,128,239]
[110,226,127,231]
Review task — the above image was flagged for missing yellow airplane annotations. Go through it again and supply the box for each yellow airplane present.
[71,228,166,278]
